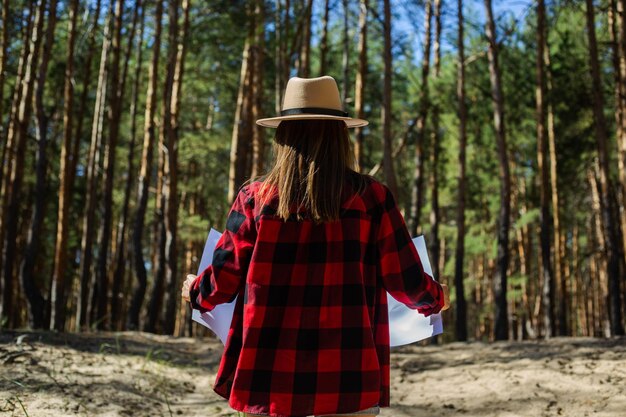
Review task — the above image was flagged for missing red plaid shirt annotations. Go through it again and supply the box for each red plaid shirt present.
[190,176,444,417]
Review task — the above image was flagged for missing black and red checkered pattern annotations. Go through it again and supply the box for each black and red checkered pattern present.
[189,175,444,417]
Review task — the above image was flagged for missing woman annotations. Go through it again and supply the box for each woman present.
[182,76,450,417]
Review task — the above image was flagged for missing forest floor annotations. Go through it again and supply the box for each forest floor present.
[0,331,624,417]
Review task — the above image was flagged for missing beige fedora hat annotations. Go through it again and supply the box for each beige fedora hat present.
[256,75,368,128]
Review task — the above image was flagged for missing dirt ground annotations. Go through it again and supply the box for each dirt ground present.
[0,331,624,417]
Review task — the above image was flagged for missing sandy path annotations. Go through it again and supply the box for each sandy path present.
[0,331,624,416]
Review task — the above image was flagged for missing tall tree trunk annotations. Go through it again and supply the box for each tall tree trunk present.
[409,0,433,236]
[19,0,58,330]
[585,0,625,336]
[0,0,9,136]
[251,0,265,178]
[429,0,442,280]
[162,0,191,335]
[228,7,256,203]
[147,0,180,334]
[354,0,368,171]
[454,0,468,342]
[49,0,79,331]
[342,0,349,105]
[94,0,125,330]
[536,0,555,338]
[1,0,45,327]
[69,0,102,198]
[110,0,143,330]
[381,0,398,196]
[319,0,330,76]
[299,0,312,78]
[128,0,164,330]
[282,0,291,96]
[615,0,626,263]
[275,0,283,114]
[77,7,110,330]
[543,24,565,336]
[484,0,511,340]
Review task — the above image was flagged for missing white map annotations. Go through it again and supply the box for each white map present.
[192,230,443,346]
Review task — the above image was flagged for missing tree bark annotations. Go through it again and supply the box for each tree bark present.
[381,0,398,197]
[228,6,256,204]
[408,0,433,236]
[454,0,468,342]
[19,0,58,330]
[275,0,283,114]
[543,23,565,336]
[1,0,45,327]
[128,0,164,330]
[484,0,511,340]
[536,0,555,338]
[93,0,125,330]
[0,0,9,139]
[49,0,79,331]
[342,0,349,105]
[585,0,624,336]
[77,7,110,330]
[615,0,626,263]
[429,0,442,281]
[354,0,368,171]
[251,0,266,179]
[299,0,312,78]
[319,0,330,76]
[162,0,191,335]
[110,0,143,330]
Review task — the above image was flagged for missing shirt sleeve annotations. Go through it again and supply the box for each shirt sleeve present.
[376,184,444,316]
[189,186,257,313]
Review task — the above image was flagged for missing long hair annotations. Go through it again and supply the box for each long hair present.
[258,119,366,223]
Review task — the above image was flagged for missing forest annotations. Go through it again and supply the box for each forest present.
[0,0,625,343]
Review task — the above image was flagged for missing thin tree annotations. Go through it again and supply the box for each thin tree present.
[299,0,312,77]
[93,0,125,330]
[409,0,433,236]
[129,0,164,330]
[19,0,58,329]
[342,0,349,104]
[429,0,442,279]
[543,23,565,336]
[484,0,511,340]
[615,0,626,257]
[0,0,9,137]
[1,0,46,327]
[275,0,283,114]
[162,0,191,334]
[381,0,398,196]
[251,0,266,178]
[536,0,555,338]
[454,0,468,341]
[111,0,143,330]
[228,4,256,203]
[319,0,331,76]
[354,0,368,170]
[585,0,624,336]
[77,7,111,330]
[49,0,79,331]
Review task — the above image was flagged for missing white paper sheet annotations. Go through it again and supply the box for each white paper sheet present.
[191,231,443,346]
[387,236,443,347]
[191,229,236,344]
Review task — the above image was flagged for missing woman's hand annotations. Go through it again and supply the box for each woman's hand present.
[181,274,197,303]
[440,284,451,311]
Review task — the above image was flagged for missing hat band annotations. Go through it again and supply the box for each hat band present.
[280,107,349,117]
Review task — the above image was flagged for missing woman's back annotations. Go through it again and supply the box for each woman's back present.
[191,175,444,416]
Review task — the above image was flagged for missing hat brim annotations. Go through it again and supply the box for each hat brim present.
[256,114,369,128]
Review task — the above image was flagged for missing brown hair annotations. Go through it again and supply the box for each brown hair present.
[258,119,366,223]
